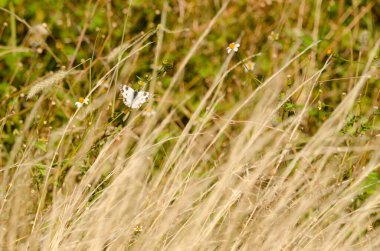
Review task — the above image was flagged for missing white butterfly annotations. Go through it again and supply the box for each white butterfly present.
[119,85,151,109]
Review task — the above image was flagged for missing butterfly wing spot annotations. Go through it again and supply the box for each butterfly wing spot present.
[131,91,150,109]
[120,85,135,108]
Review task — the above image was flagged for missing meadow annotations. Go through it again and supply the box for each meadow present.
[1,0,380,250]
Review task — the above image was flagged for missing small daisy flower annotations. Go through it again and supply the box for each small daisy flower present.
[75,97,89,108]
[142,107,156,117]
[227,42,240,54]
[244,61,255,72]
[268,31,279,41]
[134,225,143,233]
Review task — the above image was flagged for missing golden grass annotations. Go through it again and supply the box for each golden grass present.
[1,1,380,251]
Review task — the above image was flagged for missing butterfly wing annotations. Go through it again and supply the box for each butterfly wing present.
[120,85,135,108]
[131,91,150,109]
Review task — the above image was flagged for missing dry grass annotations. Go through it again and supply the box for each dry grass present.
[1,1,380,250]
[27,70,75,99]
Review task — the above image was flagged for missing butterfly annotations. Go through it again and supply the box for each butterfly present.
[119,85,151,109]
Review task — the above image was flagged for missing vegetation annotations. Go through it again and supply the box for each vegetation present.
[1,0,380,250]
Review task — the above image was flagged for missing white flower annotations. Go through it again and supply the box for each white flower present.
[142,107,156,117]
[244,61,255,72]
[75,97,89,108]
[226,42,240,54]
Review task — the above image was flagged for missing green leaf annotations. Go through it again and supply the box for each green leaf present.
[301,35,314,46]
[35,164,47,175]
[0,0,8,7]
[362,172,380,196]
[12,0,23,5]
[284,102,296,111]
[35,140,47,152]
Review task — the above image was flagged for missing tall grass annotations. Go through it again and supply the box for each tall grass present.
[1,1,380,250]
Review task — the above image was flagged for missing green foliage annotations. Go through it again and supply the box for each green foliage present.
[31,163,47,189]
[340,114,374,136]
[0,0,8,7]
[34,139,47,152]
[353,171,380,210]
[362,171,380,196]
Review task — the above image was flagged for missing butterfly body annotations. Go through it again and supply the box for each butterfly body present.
[120,85,150,109]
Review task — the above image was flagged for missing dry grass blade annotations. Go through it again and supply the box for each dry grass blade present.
[106,29,157,62]
[0,46,31,57]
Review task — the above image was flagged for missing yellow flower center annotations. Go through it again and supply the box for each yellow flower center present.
[78,97,85,103]
[229,43,236,49]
